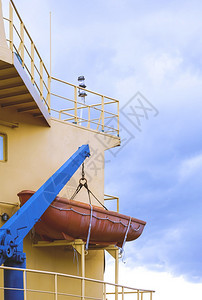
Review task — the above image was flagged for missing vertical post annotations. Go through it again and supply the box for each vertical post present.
[23,270,26,300]
[9,2,13,53]
[81,243,85,300]
[101,96,104,132]
[20,22,24,67]
[74,86,78,124]
[141,291,143,300]
[117,101,119,136]
[87,106,90,128]
[116,197,119,213]
[137,290,140,300]
[150,292,153,300]
[122,287,124,300]
[47,75,51,112]
[31,42,34,84]
[40,60,43,100]
[115,249,119,300]
[54,274,58,300]
[103,283,106,300]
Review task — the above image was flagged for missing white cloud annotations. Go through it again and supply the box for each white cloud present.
[104,261,202,300]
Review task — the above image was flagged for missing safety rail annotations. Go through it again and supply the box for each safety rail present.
[3,0,51,111]
[2,0,120,136]
[51,77,119,136]
[104,194,119,212]
[0,265,155,300]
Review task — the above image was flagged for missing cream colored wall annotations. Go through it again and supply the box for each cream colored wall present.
[0,108,120,206]
[0,107,120,297]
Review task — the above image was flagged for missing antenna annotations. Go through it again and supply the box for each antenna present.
[50,11,52,77]
[78,76,87,125]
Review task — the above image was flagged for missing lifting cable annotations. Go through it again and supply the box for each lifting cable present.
[70,163,108,250]
[70,163,108,211]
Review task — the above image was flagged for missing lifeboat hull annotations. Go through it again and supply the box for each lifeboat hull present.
[18,190,146,247]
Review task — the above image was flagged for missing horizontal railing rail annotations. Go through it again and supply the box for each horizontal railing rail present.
[2,1,119,136]
[104,194,119,212]
[3,0,51,112]
[0,265,154,300]
[51,77,119,136]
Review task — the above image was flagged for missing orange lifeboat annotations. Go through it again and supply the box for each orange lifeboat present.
[18,190,146,248]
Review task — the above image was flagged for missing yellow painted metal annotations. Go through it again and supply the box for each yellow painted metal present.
[81,243,85,300]
[31,42,34,84]
[101,95,104,132]
[9,2,13,54]
[103,283,106,300]
[23,270,27,300]
[47,75,51,112]
[122,287,124,300]
[74,86,78,124]
[0,265,155,299]
[137,289,140,300]
[51,77,119,136]
[0,201,19,207]
[106,248,119,300]
[40,60,43,100]
[20,21,24,67]
[104,194,119,212]
[87,106,90,128]
[54,274,58,300]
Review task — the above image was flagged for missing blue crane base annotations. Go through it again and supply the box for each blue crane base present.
[4,258,26,300]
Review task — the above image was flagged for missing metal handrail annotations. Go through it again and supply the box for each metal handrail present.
[0,266,155,293]
[2,1,119,136]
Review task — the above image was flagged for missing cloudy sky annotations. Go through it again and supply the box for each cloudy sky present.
[2,0,202,298]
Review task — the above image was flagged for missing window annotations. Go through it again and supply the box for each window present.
[0,133,7,162]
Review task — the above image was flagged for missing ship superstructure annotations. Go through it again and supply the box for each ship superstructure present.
[0,1,155,299]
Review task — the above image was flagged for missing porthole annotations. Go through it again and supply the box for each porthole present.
[0,133,7,162]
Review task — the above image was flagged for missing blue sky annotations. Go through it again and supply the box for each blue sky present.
[2,0,202,297]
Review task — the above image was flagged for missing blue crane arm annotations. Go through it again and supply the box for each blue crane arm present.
[0,144,90,265]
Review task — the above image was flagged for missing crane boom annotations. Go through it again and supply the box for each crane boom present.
[0,144,90,266]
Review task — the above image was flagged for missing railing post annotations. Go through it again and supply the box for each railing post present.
[20,21,24,67]
[74,86,78,124]
[9,2,13,53]
[115,249,119,300]
[117,197,119,213]
[103,283,106,300]
[141,291,143,300]
[81,243,85,300]
[137,289,140,300]
[87,106,90,128]
[55,274,58,300]
[150,291,153,300]
[117,101,119,136]
[23,270,27,300]
[101,96,104,132]
[47,75,51,112]
[31,42,34,84]
[40,60,43,100]
[122,287,124,300]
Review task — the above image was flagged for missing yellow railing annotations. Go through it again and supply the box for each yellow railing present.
[0,266,155,300]
[3,0,51,111]
[51,77,119,136]
[104,194,119,212]
[2,0,119,136]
